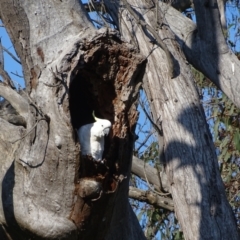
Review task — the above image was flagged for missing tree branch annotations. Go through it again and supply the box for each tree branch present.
[160,1,240,109]
[129,186,174,211]
[3,46,21,64]
[0,83,28,119]
[131,156,170,193]
[0,118,24,142]
[139,99,162,135]
[0,39,17,88]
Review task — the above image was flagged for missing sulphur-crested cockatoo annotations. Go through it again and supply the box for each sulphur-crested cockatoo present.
[78,112,111,161]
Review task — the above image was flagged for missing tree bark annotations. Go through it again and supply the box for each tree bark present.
[104,0,239,239]
[131,156,170,192]
[159,1,240,109]
[129,186,174,211]
[0,1,146,239]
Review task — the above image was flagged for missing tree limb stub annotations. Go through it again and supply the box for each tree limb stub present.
[0,83,28,119]
[129,186,174,211]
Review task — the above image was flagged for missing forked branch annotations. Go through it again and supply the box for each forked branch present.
[0,83,28,119]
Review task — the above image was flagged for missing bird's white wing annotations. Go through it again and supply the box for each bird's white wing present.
[78,123,93,156]
[78,117,111,161]
[90,135,104,161]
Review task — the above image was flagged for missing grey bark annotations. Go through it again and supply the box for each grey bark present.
[0,1,146,239]
[104,0,239,239]
[129,186,174,211]
[131,156,170,193]
[0,83,28,119]
[158,1,240,109]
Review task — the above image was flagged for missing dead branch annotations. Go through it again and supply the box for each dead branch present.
[129,186,174,211]
[139,99,162,135]
[131,156,170,193]
[3,46,21,64]
[0,67,16,88]
[0,83,28,119]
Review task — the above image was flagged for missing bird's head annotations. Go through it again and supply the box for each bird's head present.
[93,111,112,137]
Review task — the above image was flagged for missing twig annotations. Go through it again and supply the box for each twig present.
[3,46,21,64]
[136,131,153,152]
[0,68,15,88]
[0,37,3,67]
[89,0,109,28]
[11,71,24,78]
[139,99,162,136]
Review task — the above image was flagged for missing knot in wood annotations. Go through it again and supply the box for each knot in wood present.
[78,178,102,200]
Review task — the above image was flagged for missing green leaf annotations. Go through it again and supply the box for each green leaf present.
[223,151,231,162]
[137,211,144,221]
[219,137,229,150]
[227,23,235,30]
[229,104,235,115]
[233,130,240,151]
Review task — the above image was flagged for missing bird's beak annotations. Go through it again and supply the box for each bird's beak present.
[103,128,110,136]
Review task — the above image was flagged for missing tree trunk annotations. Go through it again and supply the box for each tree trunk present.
[0,1,146,239]
[104,0,239,239]
[159,1,240,109]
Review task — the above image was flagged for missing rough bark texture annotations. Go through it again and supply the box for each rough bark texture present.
[129,186,174,211]
[0,1,146,239]
[131,156,170,192]
[158,1,240,109]
[104,0,239,239]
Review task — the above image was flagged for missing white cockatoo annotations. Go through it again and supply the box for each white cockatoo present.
[78,111,111,161]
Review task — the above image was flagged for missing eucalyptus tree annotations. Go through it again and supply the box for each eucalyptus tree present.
[0,0,239,240]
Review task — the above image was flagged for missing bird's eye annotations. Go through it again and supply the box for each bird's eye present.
[101,125,103,127]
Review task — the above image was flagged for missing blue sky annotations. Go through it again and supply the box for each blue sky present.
[0,22,24,88]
